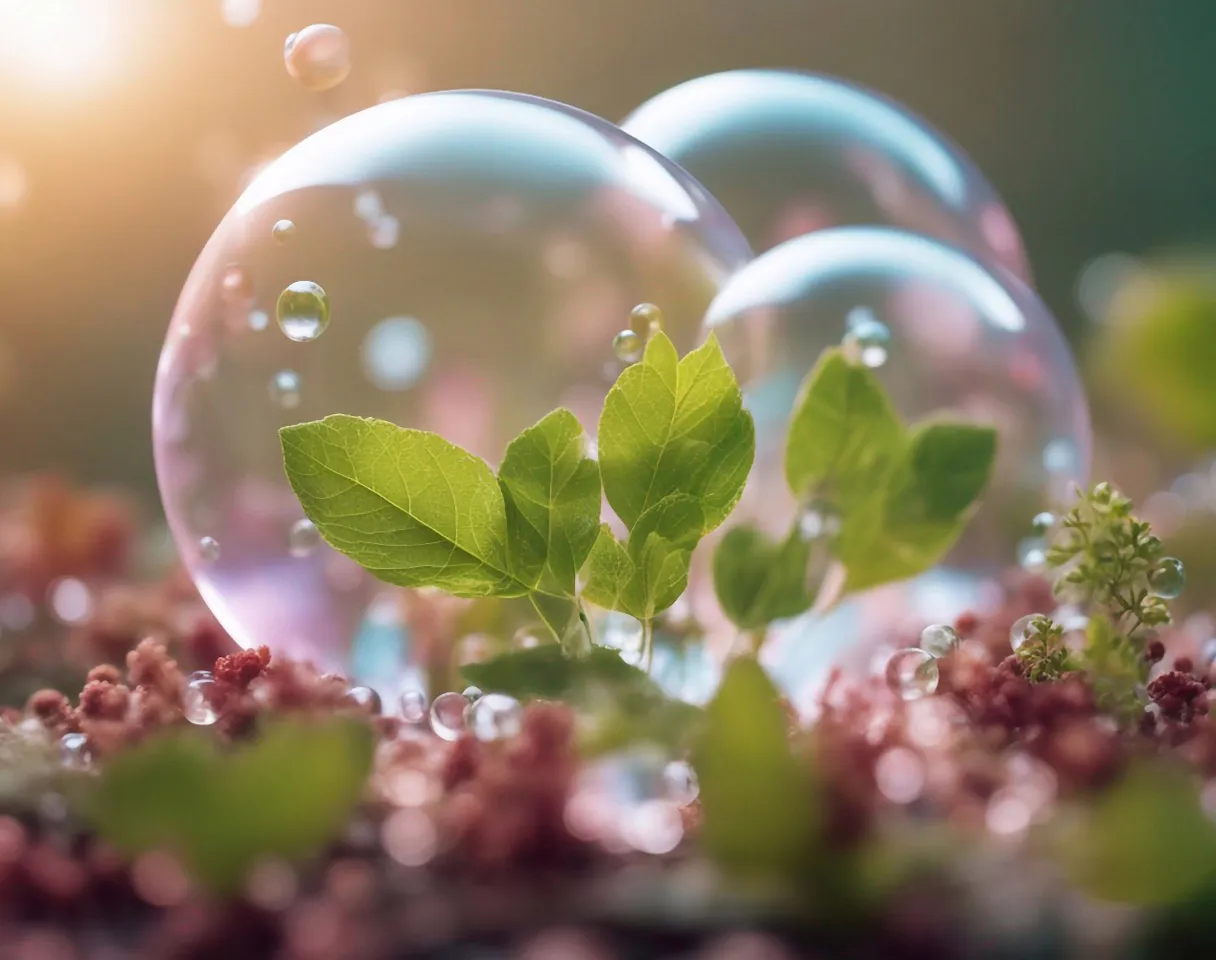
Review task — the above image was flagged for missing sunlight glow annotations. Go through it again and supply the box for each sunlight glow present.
[0,0,124,91]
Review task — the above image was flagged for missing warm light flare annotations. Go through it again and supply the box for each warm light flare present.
[0,0,125,92]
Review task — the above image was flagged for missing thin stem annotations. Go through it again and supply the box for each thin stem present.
[641,618,654,674]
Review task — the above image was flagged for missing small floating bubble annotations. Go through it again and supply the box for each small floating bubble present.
[198,536,221,563]
[220,264,253,305]
[429,692,469,741]
[345,685,382,714]
[183,671,218,725]
[797,500,841,541]
[1010,613,1039,652]
[842,309,891,368]
[277,281,330,342]
[272,219,296,244]
[885,648,939,700]
[467,693,523,742]
[399,689,427,723]
[1031,511,1057,535]
[630,302,664,337]
[461,685,483,702]
[1017,536,1047,572]
[1150,557,1186,599]
[612,329,643,363]
[268,369,301,409]
[283,24,351,92]
[60,732,92,771]
[919,623,960,658]
[288,518,320,558]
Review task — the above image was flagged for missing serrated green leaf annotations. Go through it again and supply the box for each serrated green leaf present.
[281,415,520,598]
[598,332,754,534]
[498,409,601,597]
[582,495,703,619]
[784,349,901,503]
[89,719,374,894]
[694,657,815,880]
[712,525,816,632]
[836,420,997,592]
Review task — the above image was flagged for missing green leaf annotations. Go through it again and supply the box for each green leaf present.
[462,644,702,753]
[836,421,997,592]
[598,332,754,535]
[89,719,374,894]
[784,349,901,503]
[498,409,601,597]
[581,495,704,619]
[280,415,520,598]
[695,657,815,880]
[1057,762,1216,905]
[712,525,816,632]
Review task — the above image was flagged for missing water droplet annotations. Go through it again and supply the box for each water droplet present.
[399,689,427,723]
[268,369,301,409]
[1150,556,1186,599]
[288,518,320,558]
[798,500,841,541]
[429,692,468,741]
[248,309,269,332]
[1010,613,1039,652]
[283,23,351,92]
[461,685,483,702]
[368,214,399,249]
[1031,511,1056,535]
[60,732,91,771]
[512,626,544,649]
[613,329,643,363]
[272,219,296,244]
[277,281,330,342]
[467,693,523,742]
[630,302,664,337]
[885,648,939,701]
[198,536,221,563]
[345,685,382,714]
[220,264,253,305]
[919,623,960,658]
[842,308,891,368]
[183,671,218,725]
[1017,536,1047,572]
[662,760,699,805]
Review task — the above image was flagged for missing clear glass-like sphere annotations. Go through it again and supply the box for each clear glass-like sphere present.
[623,70,1031,280]
[152,91,751,698]
[703,227,1091,573]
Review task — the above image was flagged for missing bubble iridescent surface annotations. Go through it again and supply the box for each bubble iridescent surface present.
[284,24,351,92]
[703,227,1091,575]
[152,91,751,699]
[622,69,1031,280]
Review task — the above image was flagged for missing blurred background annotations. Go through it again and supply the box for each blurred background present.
[1,0,1215,506]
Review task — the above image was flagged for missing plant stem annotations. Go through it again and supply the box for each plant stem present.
[641,618,654,674]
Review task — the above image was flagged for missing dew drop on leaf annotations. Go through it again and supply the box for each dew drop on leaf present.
[288,518,320,558]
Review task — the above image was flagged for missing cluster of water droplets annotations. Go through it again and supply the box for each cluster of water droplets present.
[611,302,665,365]
[420,686,524,743]
[884,623,960,701]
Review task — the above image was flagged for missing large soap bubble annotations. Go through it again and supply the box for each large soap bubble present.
[702,227,1091,575]
[623,70,1031,280]
[153,90,751,698]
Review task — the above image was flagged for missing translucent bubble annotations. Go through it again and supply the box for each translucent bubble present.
[272,219,296,244]
[623,70,1031,279]
[919,623,959,658]
[288,518,320,558]
[276,280,330,342]
[797,499,841,541]
[1010,613,1038,652]
[183,671,218,725]
[704,228,1091,577]
[399,689,427,723]
[613,329,643,363]
[268,369,301,409]
[1150,557,1186,599]
[842,308,891,369]
[467,693,523,742]
[60,732,92,771]
[1031,511,1057,535]
[885,648,939,700]
[345,685,382,714]
[630,302,664,336]
[284,24,351,92]
[154,92,749,690]
[198,536,221,563]
[461,685,483,702]
[429,691,469,741]
[1017,537,1047,572]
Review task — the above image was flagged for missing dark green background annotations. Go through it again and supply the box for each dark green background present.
[0,0,1211,501]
